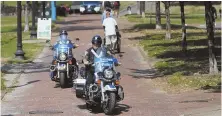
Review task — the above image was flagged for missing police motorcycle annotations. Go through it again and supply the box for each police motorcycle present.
[74,47,124,115]
[46,37,80,88]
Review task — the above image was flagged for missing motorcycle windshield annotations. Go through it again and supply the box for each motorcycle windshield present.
[93,47,115,73]
[54,39,73,58]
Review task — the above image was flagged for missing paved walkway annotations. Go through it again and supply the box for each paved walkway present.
[1,14,221,116]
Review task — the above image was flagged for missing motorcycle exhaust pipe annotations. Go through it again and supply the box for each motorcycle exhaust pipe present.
[50,65,56,71]
[89,84,99,93]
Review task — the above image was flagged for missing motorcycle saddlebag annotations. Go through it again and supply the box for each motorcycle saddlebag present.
[73,79,86,98]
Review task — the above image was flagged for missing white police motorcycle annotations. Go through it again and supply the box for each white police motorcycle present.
[74,47,124,115]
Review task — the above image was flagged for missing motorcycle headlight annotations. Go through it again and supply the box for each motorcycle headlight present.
[58,64,67,70]
[104,69,114,79]
[59,53,67,61]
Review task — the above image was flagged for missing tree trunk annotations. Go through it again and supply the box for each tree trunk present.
[2,1,5,8]
[24,2,29,32]
[205,1,219,74]
[141,1,145,18]
[165,2,171,39]
[156,1,162,29]
[137,1,140,15]
[180,1,187,53]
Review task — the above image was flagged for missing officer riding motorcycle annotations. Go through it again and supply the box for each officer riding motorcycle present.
[74,35,124,115]
[49,30,79,88]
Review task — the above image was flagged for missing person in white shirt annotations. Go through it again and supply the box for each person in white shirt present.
[102,11,121,51]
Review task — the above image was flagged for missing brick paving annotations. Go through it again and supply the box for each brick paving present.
[1,14,221,116]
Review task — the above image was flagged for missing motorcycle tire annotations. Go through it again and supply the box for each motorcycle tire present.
[86,103,93,110]
[59,72,67,88]
[103,92,116,115]
[72,65,79,80]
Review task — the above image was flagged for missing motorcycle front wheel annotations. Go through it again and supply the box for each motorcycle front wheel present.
[103,92,116,115]
[59,72,67,88]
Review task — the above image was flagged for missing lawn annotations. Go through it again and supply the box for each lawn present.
[136,29,221,75]
[1,72,6,91]
[1,1,27,6]
[119,1,137,11]
[1,16,45,63]
[126,14,221,25]
[1,32,44,63]
[160,3,221,15]
[1,16,45,91]
[1,10,65,91]
[125,12,221,93]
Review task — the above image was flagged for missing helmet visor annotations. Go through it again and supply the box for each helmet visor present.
[60,35,68,40]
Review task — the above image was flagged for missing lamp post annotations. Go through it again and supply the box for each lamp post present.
[42,1,46,18]
[15,1,25,60]
[30,1,37,39]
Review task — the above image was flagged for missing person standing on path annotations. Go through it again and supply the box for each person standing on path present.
[103,11,121,51]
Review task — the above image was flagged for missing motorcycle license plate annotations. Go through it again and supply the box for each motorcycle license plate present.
[74,79,86,84]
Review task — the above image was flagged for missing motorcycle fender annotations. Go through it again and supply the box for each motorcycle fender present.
[104,85,116,92]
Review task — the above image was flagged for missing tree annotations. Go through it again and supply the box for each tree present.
[140,1,145,18]
[204,1,219,74]
[2,1,5,8]
[180,1,187,53]
[24,2,30,32]
[164,2,171,39]
[156,1,162,29]
[137,1,140,15]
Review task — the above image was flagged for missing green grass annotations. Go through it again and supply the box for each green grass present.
[160,3,221,15]
[119,1,137,11]
[167,73,220,87]
[153,73,221,93]
[1,32,44,63]
[1,72,6,91]
[56,1,73,7]
[137,29,221,75]
[1,16,45,64]
[125,13,221,92]
[1,16,32,26]
[126,14,221,25]
[1,1,27,6]
[1,16,64,33]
